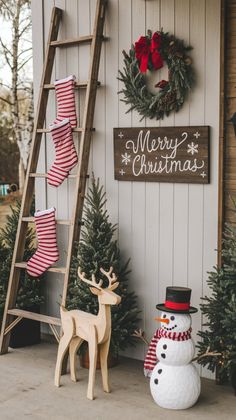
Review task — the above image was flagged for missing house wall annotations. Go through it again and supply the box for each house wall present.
[31,0,221,378]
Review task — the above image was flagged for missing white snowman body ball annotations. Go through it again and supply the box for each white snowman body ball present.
[149,287,201,410]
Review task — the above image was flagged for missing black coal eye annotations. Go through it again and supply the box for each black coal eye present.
[170,316,175,321]
[163,314,166,318]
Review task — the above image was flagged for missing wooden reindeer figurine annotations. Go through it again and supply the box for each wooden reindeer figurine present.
[54,266,121,400]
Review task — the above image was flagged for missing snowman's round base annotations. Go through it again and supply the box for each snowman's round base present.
[150,363,201,410]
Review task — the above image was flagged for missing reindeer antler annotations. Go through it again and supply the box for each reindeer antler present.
[78,267,103,289]
[100,267,117,289]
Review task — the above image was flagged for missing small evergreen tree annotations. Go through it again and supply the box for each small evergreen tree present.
[0,200,44,320]
[197,221,236,384]
[67,177,140,355]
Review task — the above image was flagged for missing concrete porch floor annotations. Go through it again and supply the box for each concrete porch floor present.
[0,340,235,420]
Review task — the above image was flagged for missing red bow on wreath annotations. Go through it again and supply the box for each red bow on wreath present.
[134,32,163,73]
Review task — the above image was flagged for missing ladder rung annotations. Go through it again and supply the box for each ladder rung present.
[50,35,93,47]
[37,127,84,133]
[15,262,66,274]
[7,309,61,326]
[29,173,77,179]
[43,81,101,90]
[22,217,72,225]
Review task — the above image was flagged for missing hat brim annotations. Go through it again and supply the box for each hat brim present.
[156,303,198,314]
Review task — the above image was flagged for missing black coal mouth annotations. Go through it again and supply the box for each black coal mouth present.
[163,324,177,331]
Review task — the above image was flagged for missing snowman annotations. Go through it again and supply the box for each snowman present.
[144,286,201,410]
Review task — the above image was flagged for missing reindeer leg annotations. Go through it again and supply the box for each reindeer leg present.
[69,337,83,382]
[87,327,97,400]
[54,333,73,387]
[100,333,111,393]
[55,317,74,387]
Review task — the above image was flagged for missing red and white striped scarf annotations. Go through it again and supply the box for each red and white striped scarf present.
[144,327,192,376]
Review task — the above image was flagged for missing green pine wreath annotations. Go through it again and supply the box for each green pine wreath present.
[118,30,195,121]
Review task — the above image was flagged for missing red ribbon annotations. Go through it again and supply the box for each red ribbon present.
[134,36,150,73]
[150,32,163,70]
[134,32,163,73]
[165,300,190,310]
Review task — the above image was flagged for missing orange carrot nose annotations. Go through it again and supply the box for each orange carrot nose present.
[155,317,169,324]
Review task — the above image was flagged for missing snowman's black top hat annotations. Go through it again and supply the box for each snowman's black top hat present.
[156,286,198,314]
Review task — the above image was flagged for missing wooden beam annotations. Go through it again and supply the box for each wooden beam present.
[4,317,23,336]
[50,35,93,47]
[22,217,72,225]
[60,0,107,307]
[14,262,66,274]
[7,309,61,326]
[218,0,226,266]
[49,324,60,342]
[44,81,100,89]
[29,173,77,179]
[36,127,83,133]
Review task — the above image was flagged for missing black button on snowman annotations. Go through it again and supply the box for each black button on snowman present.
[146,287,201,410]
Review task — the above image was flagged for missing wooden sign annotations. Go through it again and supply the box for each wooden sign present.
[113,126,210,184]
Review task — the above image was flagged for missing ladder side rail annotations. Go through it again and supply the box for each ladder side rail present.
[61,0,107,306]
[0,7,62,354]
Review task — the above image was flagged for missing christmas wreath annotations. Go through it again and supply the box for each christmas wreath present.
[118,30,194,120]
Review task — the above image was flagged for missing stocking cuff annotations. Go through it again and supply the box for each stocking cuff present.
[54,75,76,86]
[49,118,70,131]
[34,207,55,217]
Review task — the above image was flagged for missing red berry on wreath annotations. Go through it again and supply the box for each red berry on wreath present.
[155,80,169,89]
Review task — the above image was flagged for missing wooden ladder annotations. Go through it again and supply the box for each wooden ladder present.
[0,0,107,354]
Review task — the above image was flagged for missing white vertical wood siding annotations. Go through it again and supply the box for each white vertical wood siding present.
[32,0,221,378]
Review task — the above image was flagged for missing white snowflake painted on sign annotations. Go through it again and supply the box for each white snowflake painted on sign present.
[119,169,126,176]
[121,152,131,165]
[193,131,200,139]
[187,142,199,155]
[118,131,124,138]
[200,171,206,178]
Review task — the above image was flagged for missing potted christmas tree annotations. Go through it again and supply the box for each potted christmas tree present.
[0,200,44,347]
[197,217,236,393]
[67,176,140,367]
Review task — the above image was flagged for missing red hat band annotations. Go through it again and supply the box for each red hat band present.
[165,300,190,311]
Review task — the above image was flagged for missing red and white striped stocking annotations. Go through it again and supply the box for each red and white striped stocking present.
[47,118,78,187]
[27,207,59,277]
[54,75,77,128]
